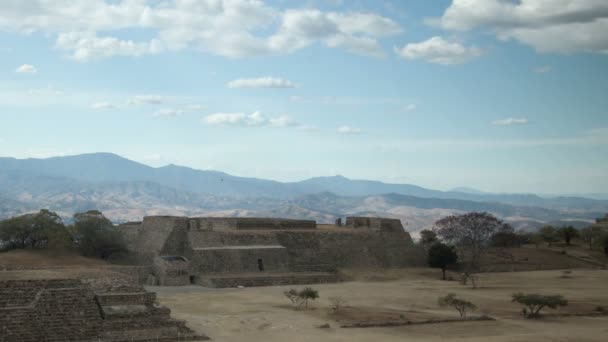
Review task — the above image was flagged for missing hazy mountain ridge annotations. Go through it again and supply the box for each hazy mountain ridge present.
[0,153,605,231]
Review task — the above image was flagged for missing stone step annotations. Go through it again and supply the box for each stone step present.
[196,272,341,288]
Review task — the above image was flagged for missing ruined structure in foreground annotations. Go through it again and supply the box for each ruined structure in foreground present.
[122,216,424,287]
[0,278,208,342]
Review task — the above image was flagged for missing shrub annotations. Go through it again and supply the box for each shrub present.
[329,296,347,313]
[284,287,319,310]
[73,210,126,260]
[438,293,476,318]
[511,293,568,318]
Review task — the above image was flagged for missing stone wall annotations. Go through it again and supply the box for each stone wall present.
[190,246,289,274]
[152,256,191,286]
[345,217,404,232]
[0,279,207,341]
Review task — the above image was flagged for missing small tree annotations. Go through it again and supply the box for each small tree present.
[539,225,559,247]
[438,293,476,318]
[284,287,319,310]
[419,229,438,247]
[428,242,458,280]
[299,287,319,309]
[329,296,347,313]
[511,293,568,318]
[579,227,597,250]
[558,226,579,246]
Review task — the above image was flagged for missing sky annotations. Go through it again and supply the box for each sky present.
[1,0,607,195]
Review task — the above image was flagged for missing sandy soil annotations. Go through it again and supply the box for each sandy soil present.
[151,268,608,342]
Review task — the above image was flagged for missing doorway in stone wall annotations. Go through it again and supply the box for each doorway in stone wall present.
[257,259,264,271]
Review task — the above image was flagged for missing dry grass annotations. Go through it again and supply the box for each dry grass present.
[152,268,608,342]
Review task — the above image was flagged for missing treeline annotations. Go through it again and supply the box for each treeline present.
[420,212,608,280]
[0,209,126,260]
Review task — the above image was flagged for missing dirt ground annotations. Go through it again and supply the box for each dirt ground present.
[151,268,608,342]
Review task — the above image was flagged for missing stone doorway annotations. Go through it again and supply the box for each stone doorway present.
[257,259,264,271]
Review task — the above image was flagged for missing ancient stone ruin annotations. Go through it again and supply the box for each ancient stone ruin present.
[0,278,208,342]
[122,216,424,287]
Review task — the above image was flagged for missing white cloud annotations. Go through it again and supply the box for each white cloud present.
[91,102,115,110]
[153,108,182,118]
[0,1,403,60]
[534,65,552,74]
[403,104,417,111]
[56,32,163,61]
[289,95,304,102]
[395,36,482,65]
[337,125,362,134]
[492,118,529,126]
[203,111,302,128]
[15,64,37,74]
[437,0,608,55]
[228,77,296,89]
[127,95,164,105]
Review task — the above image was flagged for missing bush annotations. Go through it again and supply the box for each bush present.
[329,296,347,313]
[511,293,568,318]
[0,209,70,250]
[284,287,319,310]
[438,293,476,318]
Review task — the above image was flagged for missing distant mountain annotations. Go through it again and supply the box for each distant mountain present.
[0,153,606,229]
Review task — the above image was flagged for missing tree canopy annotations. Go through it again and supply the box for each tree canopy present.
[434,212,504,270]
[428,242,458,280]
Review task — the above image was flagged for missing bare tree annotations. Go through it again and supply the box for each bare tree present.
[434,212,504,270]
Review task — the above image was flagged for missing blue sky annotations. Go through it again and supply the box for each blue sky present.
[1,0,607,194]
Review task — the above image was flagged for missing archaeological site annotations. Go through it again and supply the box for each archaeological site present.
[0,216,423,341]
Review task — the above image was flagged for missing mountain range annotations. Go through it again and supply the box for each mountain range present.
[1,153,606,233]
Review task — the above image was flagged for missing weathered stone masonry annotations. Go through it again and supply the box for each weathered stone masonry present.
[122,216,425,287]
[0,279,208,342]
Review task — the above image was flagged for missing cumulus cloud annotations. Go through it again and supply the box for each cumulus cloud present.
[56,32,163,61]
[203,111,303,128]
[0,1,403,61]
[15,64,37,74]
[492,118,529,126]
[437,0,608,55]
[91,102,115,110]
[395,36,482,65]
[153,108,182,118]
[337,125,362,134]
[228,77,296,89]
[127,95,164,105]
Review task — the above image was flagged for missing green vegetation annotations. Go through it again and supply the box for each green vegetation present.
[427,242,458,280]
[0,209,126,260]
[511,293,568,318]
[438,293,476,318]
[73,210,127,260]
[284,287,319,310]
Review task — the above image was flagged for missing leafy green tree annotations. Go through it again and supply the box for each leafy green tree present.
[558,226,579,246]
[438,293,476,318]
[0,209,68,249]
[511,293,568,318]
[428,242,458,280]
[284,287,319,310]
[419,229,438,247]
[539,225,559,247]
[73,210,126,259]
